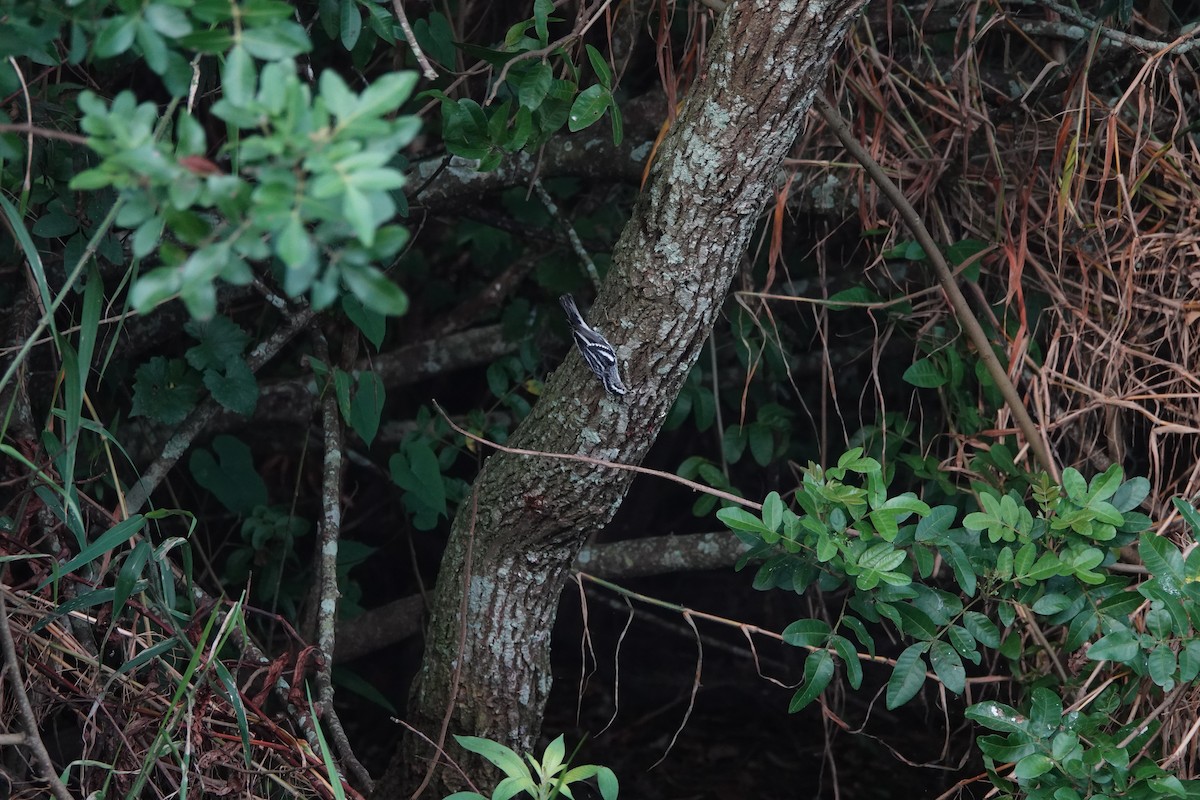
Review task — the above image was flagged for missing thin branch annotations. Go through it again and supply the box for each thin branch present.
[532,178,602,290]
[1023,0,1200,54]
[309,332,372,791]
[391,0,439,80]
[813,93,1057,478]
[432,401,762,510]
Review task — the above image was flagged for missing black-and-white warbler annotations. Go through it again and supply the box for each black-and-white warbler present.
[559,293,628,396]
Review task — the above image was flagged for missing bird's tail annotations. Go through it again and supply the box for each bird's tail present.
[559,293,585,327]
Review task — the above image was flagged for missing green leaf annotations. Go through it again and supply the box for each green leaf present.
[514,62,552,109]
[113,540,152,619]
[596,766,619,800]
[789,649,834,712]
[340,0,362,50]
[240,21,311,59]
[130,267,183,314]
[32,210,78,238]
[1148,644,1177,690]
[222,45,255,108]
[204,359,258,416]
[353,72,419,123]
[747,422,773,466]
[893,602,937,640]
[342,294,386,349]
[947,625,979,662]
[928,641,965,694]
[1139,532,1184,597]
[350,371,385,447]
[276,215,315,270]
[1087,628,1138,662]
[145,4,193,37]
[1032,592,1074,615]
[1029,687,1062,732]
[567,84,609,131]
[184,316,250,372]
[131,356,201,425]
[37,515,146,590]
[390,441,447,529]
[189,435,268,515]
[965,701,1029,735]
[454,736,531,781]
[830,634,863,689]
[1014,754,1055,780]
[902,357,947,388]
[722,424,747,463]
[585,43,613,89]
[716,507,774,539]
[761,491,783,532]
[915,505,956,541]
[341,263,409,316]
[94,15,137,57]
[886,642,928,709]
[781,618,831,648]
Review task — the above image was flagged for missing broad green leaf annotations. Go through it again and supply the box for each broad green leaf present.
[965,701,1029,735]
[240,21,311,59]
[830,634,863,689]
[902,357,947,388]
[567,84,609,132]
[947,625,979,662]
[1014,754,1054,780]
[341,263,409,316]
[204,359,258,416]
[747,422,773,466]
[353,72,419,122]
[1032,592,1074,615]
[929,641,965,694]
[886,642,928,709]
[189,435,268,515]
[893,602,937,640]
[184,316,250,372]
[915,505,956,541]
[342,294,386,349]
[1148,644,1177,690]
[130,356,201,425]
[145,4,193,37]
[781,618,831,648]
[761,491,783,532]
[1139,532,1184,597]
[350,371,385,447]
[94,15,137,57]
[515,62,553,109]
[716,507,774,539]
[789,649,834,712]
[1029,687,1062,732]
[340,0,362,50]
[1087,628,1138,662]
[276,215,315,270]
[585,43,613,89]
[222,45,255,108]
[596,766,619,800]
[454,736,531,781]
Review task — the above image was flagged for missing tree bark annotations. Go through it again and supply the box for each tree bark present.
[374,1,870,795]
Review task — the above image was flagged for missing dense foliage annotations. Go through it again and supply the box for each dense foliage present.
[3,0,1200,798]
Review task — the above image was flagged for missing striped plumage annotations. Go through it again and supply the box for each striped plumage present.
[559,294,627,396]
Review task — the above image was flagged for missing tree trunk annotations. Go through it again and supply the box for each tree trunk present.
[374,1,870,795]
